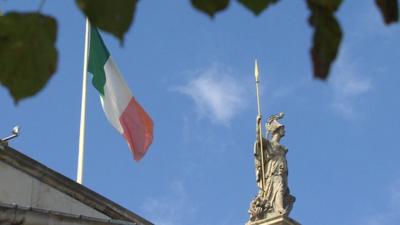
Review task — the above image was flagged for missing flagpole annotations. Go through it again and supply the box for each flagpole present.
[77,18,90,184]
[254,60,266,196]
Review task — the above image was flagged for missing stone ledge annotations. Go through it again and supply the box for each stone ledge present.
[246,215,301,225]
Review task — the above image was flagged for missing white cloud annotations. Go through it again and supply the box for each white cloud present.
[350,2,399,41]
[141,181,196,225]
[330,51,372,119]
[360,178,400,225]
[389,179,400,207]
[175,65,249,125]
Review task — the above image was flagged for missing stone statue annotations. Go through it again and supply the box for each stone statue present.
[248,112,295,222]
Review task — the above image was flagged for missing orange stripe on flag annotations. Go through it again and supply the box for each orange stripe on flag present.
[119,98,153,161]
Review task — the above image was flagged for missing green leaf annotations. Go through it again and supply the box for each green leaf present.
[191,0,230,17]
[307,0,342,11]
[76,0,136,43]
[0,12,58,103]
[307,0,343,80]
[238,0,279,15]
[375,0,399,24]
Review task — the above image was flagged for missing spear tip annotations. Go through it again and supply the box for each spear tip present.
[254,59,259,81]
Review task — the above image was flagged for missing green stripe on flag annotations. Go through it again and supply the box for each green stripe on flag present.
[88,26,110,96]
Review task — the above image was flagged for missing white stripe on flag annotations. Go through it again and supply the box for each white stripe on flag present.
[100,57,132,134]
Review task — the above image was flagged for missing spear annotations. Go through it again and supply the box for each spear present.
[254,60,266,194]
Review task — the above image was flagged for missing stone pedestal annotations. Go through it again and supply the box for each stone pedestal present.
[246,215,301,225]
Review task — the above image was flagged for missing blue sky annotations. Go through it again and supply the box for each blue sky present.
[1,1,400,225]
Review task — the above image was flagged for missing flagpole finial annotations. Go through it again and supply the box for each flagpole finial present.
[255,59,259,82]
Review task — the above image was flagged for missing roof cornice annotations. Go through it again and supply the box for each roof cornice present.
[0,145,152,225]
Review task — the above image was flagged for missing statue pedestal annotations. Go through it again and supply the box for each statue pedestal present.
[246,215,301,225]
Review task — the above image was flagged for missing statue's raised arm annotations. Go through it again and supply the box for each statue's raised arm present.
[255,115,262,142]
[255,115,269,157]
[253,115,265,192]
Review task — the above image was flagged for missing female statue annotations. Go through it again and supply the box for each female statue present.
[249,113,295,221]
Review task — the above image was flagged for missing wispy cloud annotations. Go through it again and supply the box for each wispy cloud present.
[351,2,399,41]
[330,50,372,119]
[360,178,400,225]
[141,181,196,225]
[389,179,400,207]
[174,64,249,125]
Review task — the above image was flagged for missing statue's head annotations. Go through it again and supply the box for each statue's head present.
[266,112,285,137]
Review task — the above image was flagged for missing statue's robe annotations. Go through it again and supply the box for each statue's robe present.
[253,138,294,217]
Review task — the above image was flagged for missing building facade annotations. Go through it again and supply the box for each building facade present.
[0,143,152,225]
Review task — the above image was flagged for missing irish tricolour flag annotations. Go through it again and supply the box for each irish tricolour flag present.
[88,26,153,161]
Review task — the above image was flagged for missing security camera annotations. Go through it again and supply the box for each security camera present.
[1,125,21,142]
[12,126,20,136]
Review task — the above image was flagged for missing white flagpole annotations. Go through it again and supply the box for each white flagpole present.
[77,18,90,184]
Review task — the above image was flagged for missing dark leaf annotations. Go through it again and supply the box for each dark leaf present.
[76,0,136,43]
[191,0,229,17]
[375,0,399,24]
[0,12,58,103]
[307,0,343,80]
[238,0,280,15]
[307,0,342,11]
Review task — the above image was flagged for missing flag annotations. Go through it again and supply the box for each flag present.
[88,26,153,161]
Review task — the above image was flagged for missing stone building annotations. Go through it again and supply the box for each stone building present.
[0,143,152,225]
